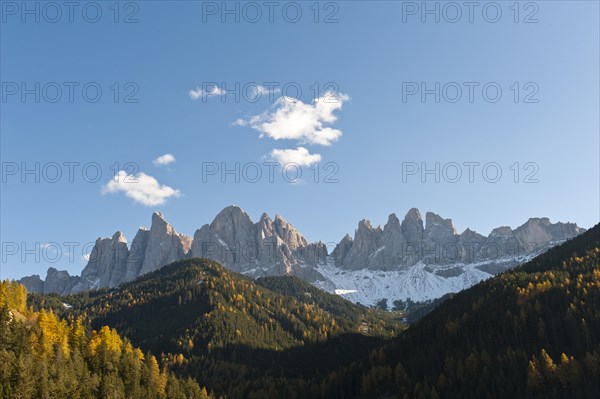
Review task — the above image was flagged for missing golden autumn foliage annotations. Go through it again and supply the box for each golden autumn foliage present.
[88,325,123,357]
[0,280,27,313]
[31,309,71,359]
[1,281,212,399]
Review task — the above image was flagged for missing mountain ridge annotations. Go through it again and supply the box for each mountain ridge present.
[25,224,600,398]
[19,206,585,304]
[26,257,402,398]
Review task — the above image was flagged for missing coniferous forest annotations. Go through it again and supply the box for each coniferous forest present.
[0,279,211,398]
[1,224,598,398]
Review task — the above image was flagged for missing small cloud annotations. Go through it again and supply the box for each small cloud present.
[236,91,349,146]
[189,85,225,100]
[153,153,176,166]
[271,147,322,167]
[102,171,182,206]
[82,252,91,262]
[251,84,281,98]
[233,118,248,127]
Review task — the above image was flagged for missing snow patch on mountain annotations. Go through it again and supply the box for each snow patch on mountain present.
[313,253,537,306]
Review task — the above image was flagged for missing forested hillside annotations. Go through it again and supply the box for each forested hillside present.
[18,224,599,398]
[318,224,600,398]
[0,280,210,399]
[28,259,402,398]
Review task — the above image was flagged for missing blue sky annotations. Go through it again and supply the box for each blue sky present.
[1,1,599,280]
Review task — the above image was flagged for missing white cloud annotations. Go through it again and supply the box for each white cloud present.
[153,153,176,166]
[270,147,322,166]
[251,84,281,98]
[189,85,225,100]
[237,92,350,146]
[102,171,181,206]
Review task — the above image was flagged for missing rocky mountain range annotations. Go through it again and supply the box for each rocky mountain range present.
[332,209,584,273]
[19,206,585,303]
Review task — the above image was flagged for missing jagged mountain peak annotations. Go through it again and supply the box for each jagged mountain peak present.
[151,210,175,231]
[140,212,190,275]
[256,214,275,237]
[215,204,249,218]
[401,208,425,244]
[43,267,78,294]
[525,216,551,224]
[383,214,402,237]
[425,211,456,230]
[208,205,255,246]
[404,208,422,221]
[112,231,127,243]
[273,213,295,230]
[273,214,307,249]
[259,212,271,221]
[357,219,374,230]
[151,211,169,228]
[190,207,323,276]
[489,226,513,236]
[211,205,253,228]
[460,227,484,239]
[424,212,458,238]
[386,213,401,225]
